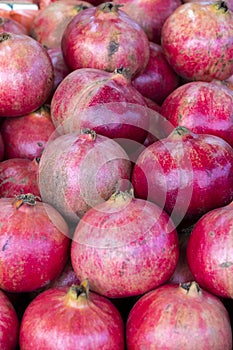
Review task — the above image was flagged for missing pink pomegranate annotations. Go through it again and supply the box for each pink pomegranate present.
[30,0,93,49]
[0,194,70,292]
[50,67,150,147]
[187,201,233,298]
[132,126,233,227]
[0,158,40,198]
[132,42,180,105]
[19,281,125,350]
[38,129,132,225]
[112,0,182,43]
[1,105,55,160]
[160,80,233,148]
[161,1,233,82]
[126,282,232,349]
[71,190,179,298]
[0,290,19,350]
[182,0,233,12]
[61,2,150,77]
[47,47,70,96]
[0,32,54,117]
[0,16,28,34]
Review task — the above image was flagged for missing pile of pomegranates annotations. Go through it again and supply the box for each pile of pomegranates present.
[1,0,233,349]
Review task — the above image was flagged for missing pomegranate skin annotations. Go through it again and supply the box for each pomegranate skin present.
[0,32,54,117]
[47,47,70,95]
[126,282,232,349]
[132,126,233,227]
[19,284,125,350]
[61,2,150,77]
[132,42,180,105]
[0,290,19,350]
[1,105,55,160]
[112,0,182,44]
[0,131,4,161]
[161,81,233,147]
[30,0,93,49]
[38,130,132,225]
[186,201,233,298]
[71,191,179,298]
[0,158,40,198]
[50,68,149,145]
[0,195,70,292]
[0,16,28,35]
[161,2,233,82]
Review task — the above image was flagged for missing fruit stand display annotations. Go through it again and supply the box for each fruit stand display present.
[1,0,233,349]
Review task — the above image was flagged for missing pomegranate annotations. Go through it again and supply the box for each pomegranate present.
[19,280,125,350]
[126,281,232,349]
[50,67,150,148]
[0,32,54,117]
[132,42,180,105]
[132,126,233,227]
[71,189,179,298]
[61,2,150,77]
[0,157,40,198]
[183,0,233,11]
[112,0,181,43]
[161,1,233,82]
[0,194,70,292]
[1,105,56,160]
[0,16,28,35]
[30,0,93,49]
[0,289,19,350]
[38,129,131,225]
[0,131,4,161]
[160,80,233,148]
[47,47,70,96]
[187,201,233,298]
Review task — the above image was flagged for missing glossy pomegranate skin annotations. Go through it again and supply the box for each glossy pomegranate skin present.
[112,0,181,44]
[71,191,179,298]
[0,16,28,35]
[0,158,40,198]
[0,32,54,117]
[30,0,93,49]
[126,282,232,349]
[19,284,125,350]
[132,42,180,105]
[132,126,233,227]
[61,2,150,77]
[0,196,70,292]
[187,201,233,298]
[161,2,233,82]
[47,47,70,96]
[1,105,55,160]
[38,131,132,225]
[0,290,19,350]
[50,68,149,144]
[160,81,233,147]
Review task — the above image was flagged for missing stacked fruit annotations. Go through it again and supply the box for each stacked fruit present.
[1,1,233,349]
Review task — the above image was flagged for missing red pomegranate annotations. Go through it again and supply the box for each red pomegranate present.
[47,47,70,96]
[0,32,54,117]
[30,0,93,49]
[112,0,181,43]
[1,105,55,160]
[0,289,19,350]
[186,201,233,298]
[50,67,150,147]
[132,126,233,227]
[19,280,125,349]
[0,194,70,292]
[0,158,40,198]
[0,16,28,35]
[132,42,180,105]
[160,80,233,148]
[126,281,232,349]
[161,1,233,82]
[71,190,179,298]
[61,2,150,77]
[38,129,132,225]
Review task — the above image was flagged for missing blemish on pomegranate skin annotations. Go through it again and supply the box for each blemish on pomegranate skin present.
[220,262,233,268]
[2,237,11,251]
[108,40,119,56]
